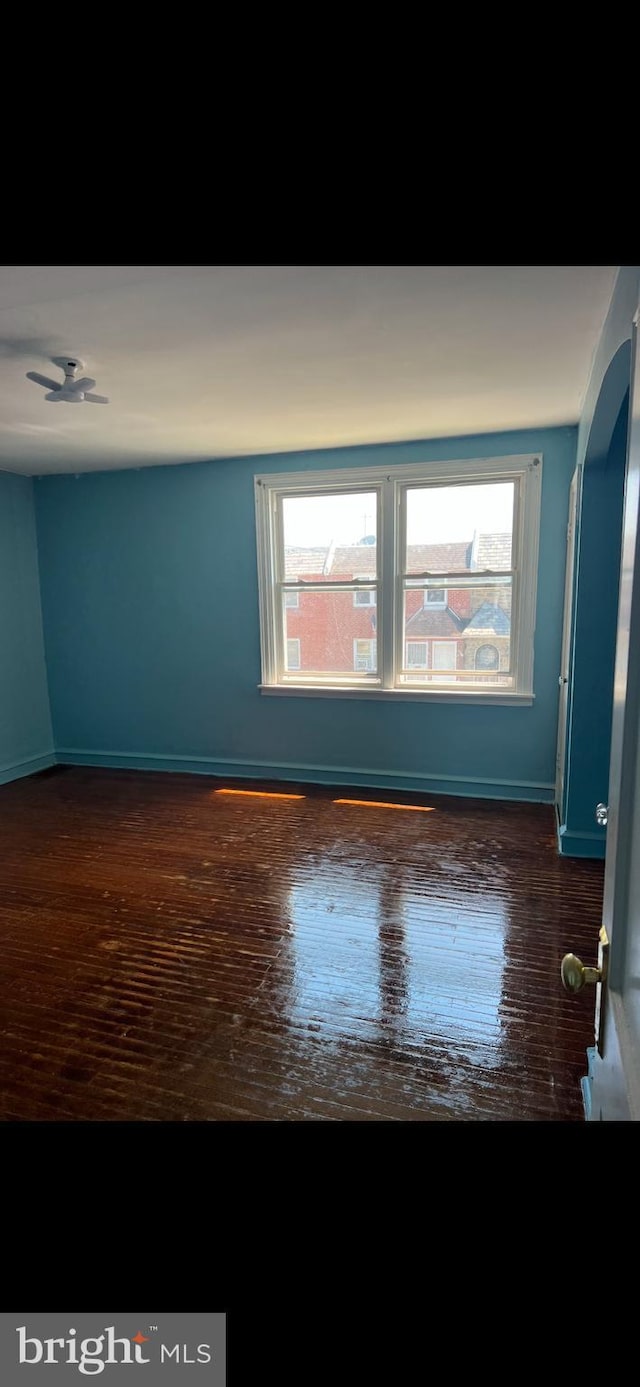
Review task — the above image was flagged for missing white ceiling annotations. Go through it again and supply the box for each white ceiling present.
[0,265,618,476]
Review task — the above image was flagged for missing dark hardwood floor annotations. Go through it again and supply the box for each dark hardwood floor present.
[0,766,604,1121]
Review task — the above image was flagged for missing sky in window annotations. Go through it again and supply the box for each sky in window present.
[283,493,377,547]
[406,483,514,543]
[283,483,513,547]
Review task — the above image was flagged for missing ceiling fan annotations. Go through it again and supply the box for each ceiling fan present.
[26,356,109,405]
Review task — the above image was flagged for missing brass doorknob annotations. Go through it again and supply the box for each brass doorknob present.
[561,953,603,993]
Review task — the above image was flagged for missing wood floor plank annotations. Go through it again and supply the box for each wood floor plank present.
[0,767,604,1121]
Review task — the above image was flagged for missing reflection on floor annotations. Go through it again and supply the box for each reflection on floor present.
[0,767,604,1120]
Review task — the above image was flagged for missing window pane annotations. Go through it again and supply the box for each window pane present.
[403,581,512,682]
[405,482,514,575]
[283,492,377,582]
[284,592,378,675]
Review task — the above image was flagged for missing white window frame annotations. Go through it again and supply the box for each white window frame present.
[255,453,542,704]
[284,590,299,609]
[353,589,376,607]
[286,637,301,670]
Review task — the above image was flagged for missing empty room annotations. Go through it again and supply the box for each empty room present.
[2,264,639,1122]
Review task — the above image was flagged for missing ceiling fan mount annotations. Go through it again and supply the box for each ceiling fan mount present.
[51,355,84,376]
[26,355,109,405]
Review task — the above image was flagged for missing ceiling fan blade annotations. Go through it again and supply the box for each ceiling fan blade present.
[26,371,61,391]
[84,392,110,404]
[44,391,65,402]
[67,376,96,393]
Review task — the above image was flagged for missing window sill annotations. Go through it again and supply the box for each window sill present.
[258,684,534,706]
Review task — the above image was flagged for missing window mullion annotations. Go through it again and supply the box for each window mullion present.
[378,477,396,689]
[274,494,287,682]
[394,482,407,686]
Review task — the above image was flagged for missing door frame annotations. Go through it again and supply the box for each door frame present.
[590,310,640,1118]
[555,468,579,819]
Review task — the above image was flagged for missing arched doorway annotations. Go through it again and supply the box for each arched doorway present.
[558,340,632,856]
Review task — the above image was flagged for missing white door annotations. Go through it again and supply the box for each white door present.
[555,469,579,817]
[582,310,640,1119]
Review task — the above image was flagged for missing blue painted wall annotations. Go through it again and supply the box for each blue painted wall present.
[561,398,628,854]
[35,425,577,801]
[0,471,54,784]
